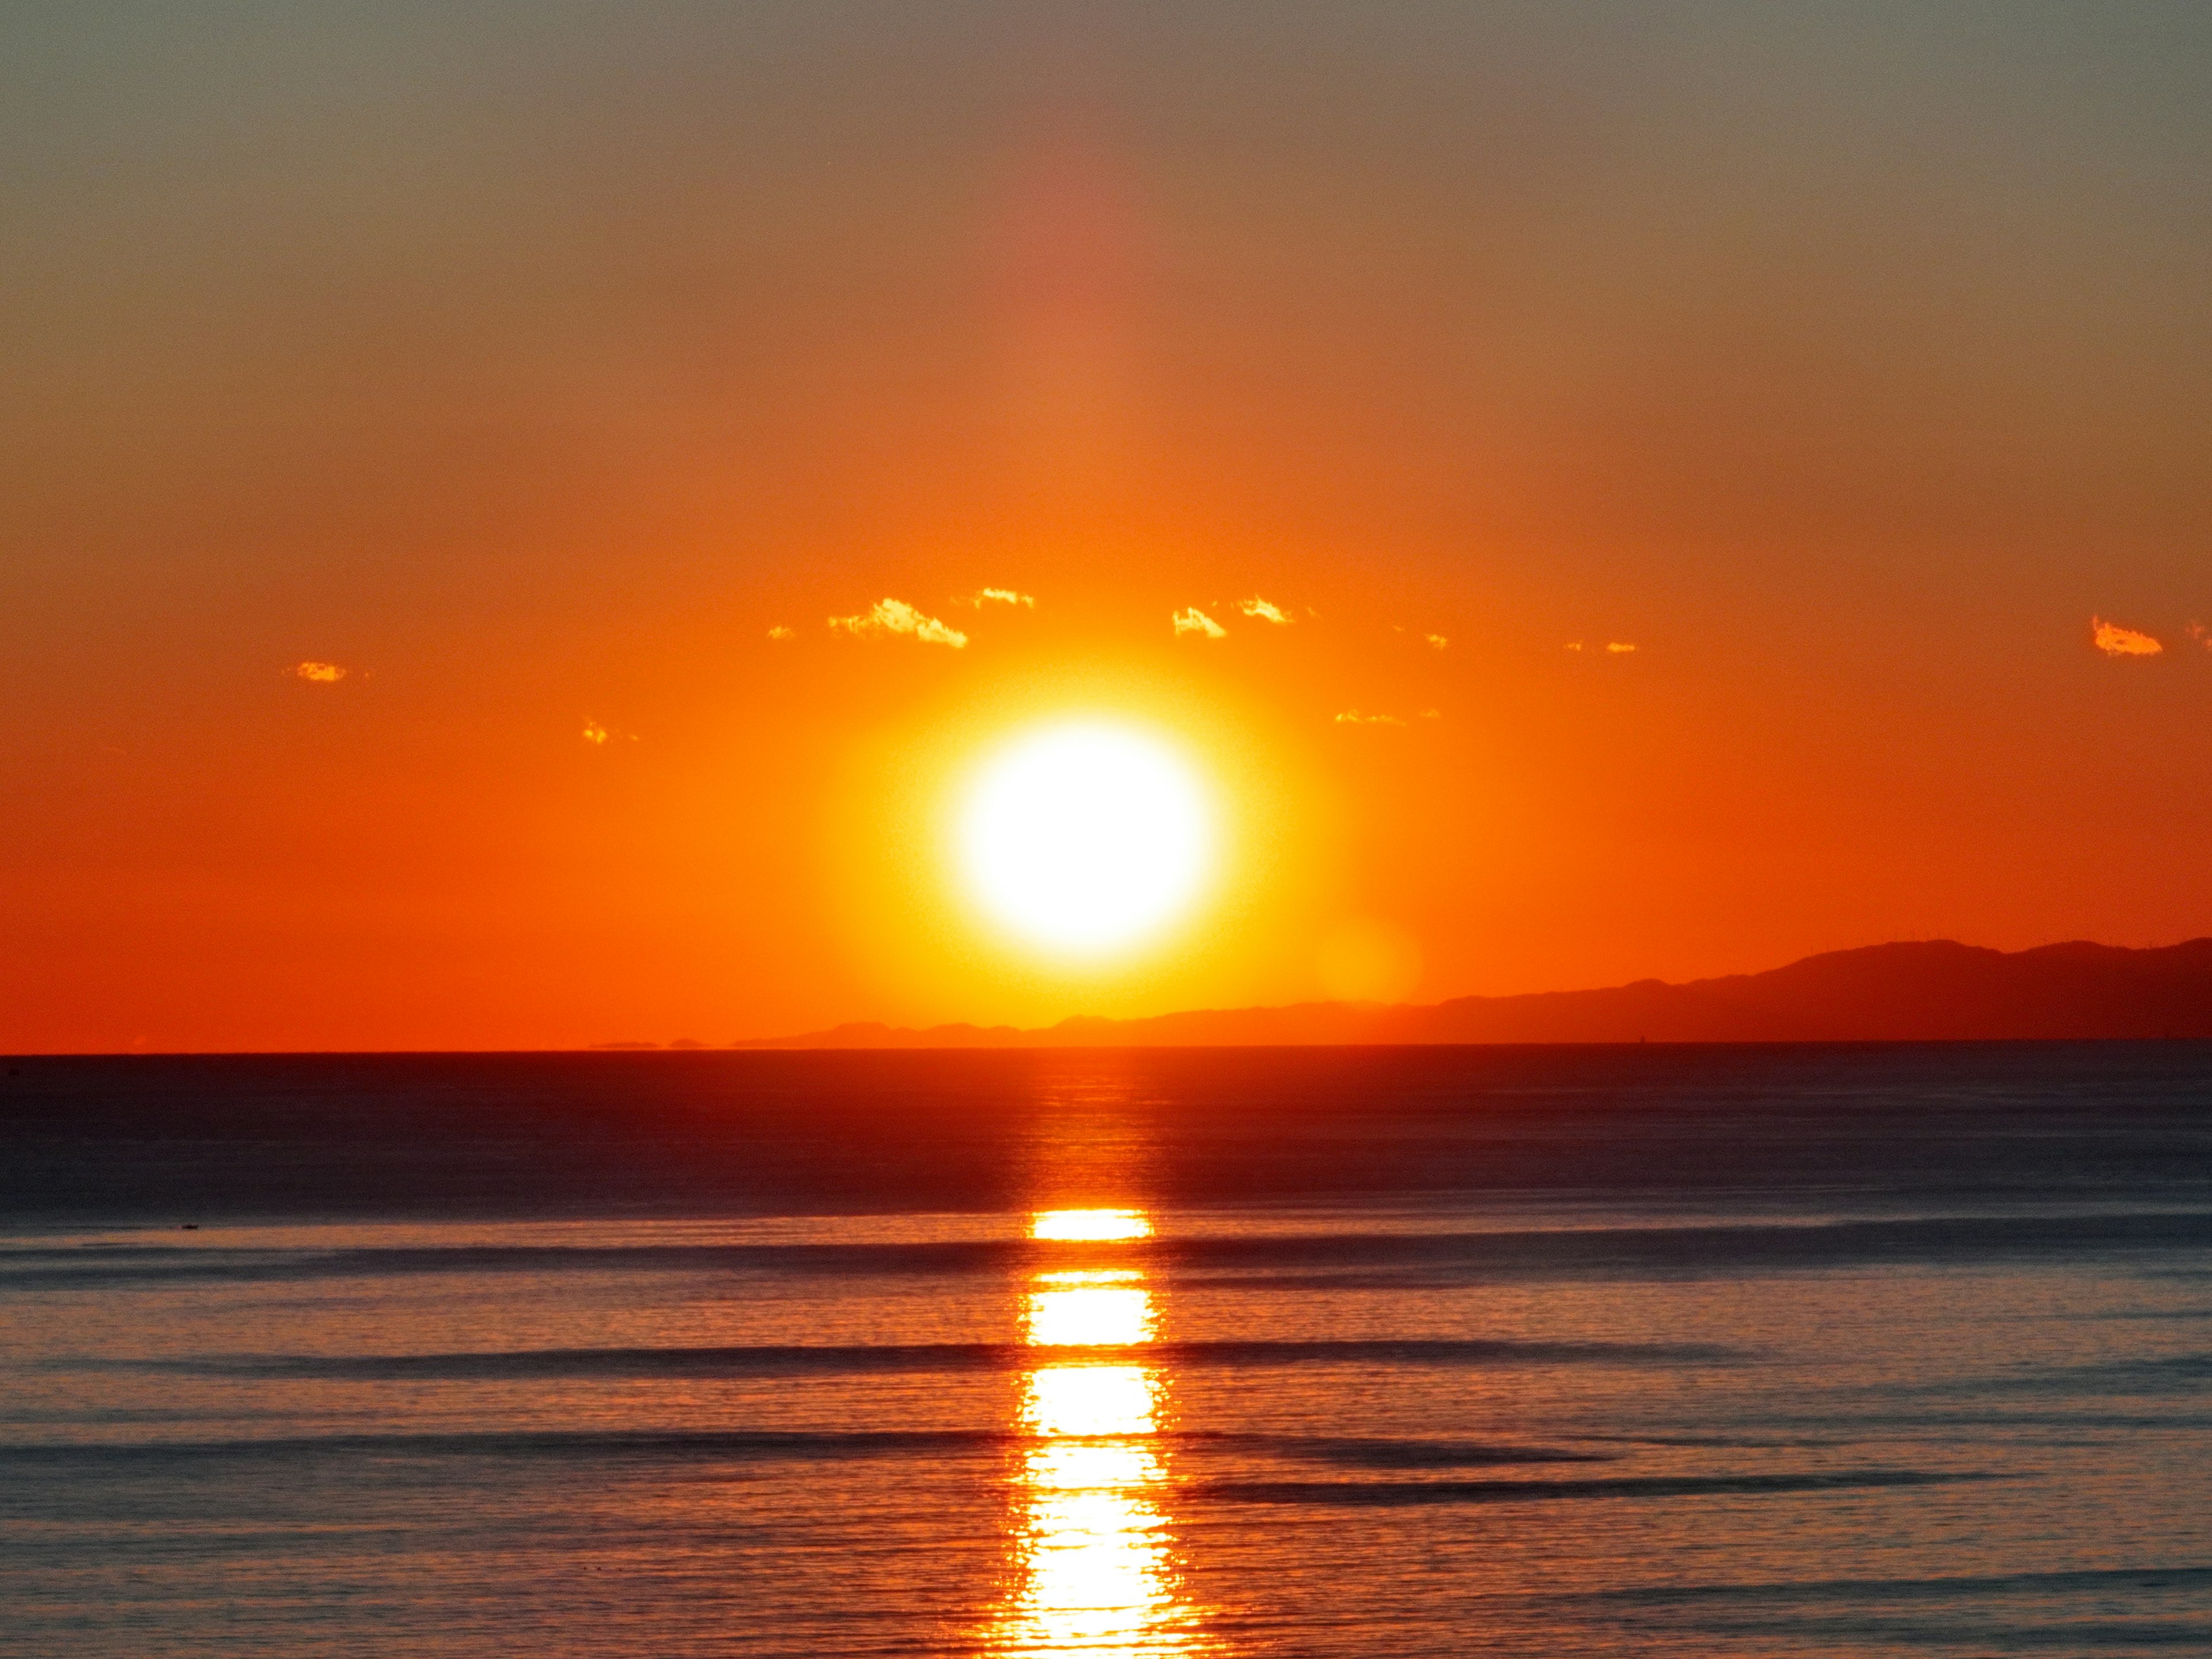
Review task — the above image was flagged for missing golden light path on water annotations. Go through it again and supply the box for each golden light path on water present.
[986,1209,1212,1656]
[1029,1209,1154,1243]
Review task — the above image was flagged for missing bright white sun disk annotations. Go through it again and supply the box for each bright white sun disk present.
[959,722,1212,956]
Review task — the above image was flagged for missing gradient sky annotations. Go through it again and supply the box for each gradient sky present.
[5,2,2210,1051]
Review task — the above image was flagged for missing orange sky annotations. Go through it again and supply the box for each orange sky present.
[4,5,2210,1052]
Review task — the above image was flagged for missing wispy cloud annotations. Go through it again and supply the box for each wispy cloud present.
[828,599,969,649]
[966,588,1036,609]
[2188,620,2208,650]
[1425,633,1448,650]
[1606,641,1637,654]
[1334,707,1441,726]
[1240,596,1291,624]
[2093,616,2162,657]
[1172,607,1226,639]
[291,661,347,683]
[766,624,795,641]
[1564,641,1584,652]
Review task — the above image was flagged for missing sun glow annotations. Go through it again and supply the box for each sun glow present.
[957,721,1214,958]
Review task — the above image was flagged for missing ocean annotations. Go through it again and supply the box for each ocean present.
[3,1043,2210,1656]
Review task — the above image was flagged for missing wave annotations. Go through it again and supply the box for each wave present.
[1952,1350,2212,1398]
[1588,1561,2212,1607]
[0,1427,1615,1468]
[1189,1469,2002,1506]
[13,1207,2211,1290]
[141,1334,1741,1381]
[1574,1563,2212,1654]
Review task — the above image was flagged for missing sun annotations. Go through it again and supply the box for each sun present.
[957,719,1214,958]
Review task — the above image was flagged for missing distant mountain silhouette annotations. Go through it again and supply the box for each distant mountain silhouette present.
[737,938,2212,1048]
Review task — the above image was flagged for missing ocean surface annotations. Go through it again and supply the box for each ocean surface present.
[4,1042,2211,1656]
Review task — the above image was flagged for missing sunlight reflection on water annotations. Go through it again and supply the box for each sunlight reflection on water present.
[1030,1209,1154,1243]
[1027,1285,1154,1350]
[986,1210,1213,1656]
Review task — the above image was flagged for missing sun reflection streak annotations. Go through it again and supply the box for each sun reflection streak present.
[1032,1209,1154,1241]
[1025,1366,1157,1439]
[1028,1286,1154,1349]
[985,1209,1213,1656]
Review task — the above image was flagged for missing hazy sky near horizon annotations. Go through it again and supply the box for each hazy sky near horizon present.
[5,2,2210,1050]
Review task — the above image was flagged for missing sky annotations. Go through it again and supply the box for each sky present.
[5,1,2210,1052]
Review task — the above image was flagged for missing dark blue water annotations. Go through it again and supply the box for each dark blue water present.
[3,1044,2210,1654]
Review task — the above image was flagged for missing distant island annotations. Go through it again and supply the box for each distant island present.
[730,938,2212,1049]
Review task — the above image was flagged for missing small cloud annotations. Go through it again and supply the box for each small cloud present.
[1425,634,1448,650]
[582,720,609,745]
[2092,616,2162,658]
[2188,620,2209,650]
[966,588,1036,609]
[1418,707,1441,720]
[292,661,347,683]
[1606,641,1637,654]
[828,598,968,649]
[1172,607,1226,639]
[1334,709,1406,726]
[1240,596,1291,625]
[766,624,796,641]
[1564,641,1584,652]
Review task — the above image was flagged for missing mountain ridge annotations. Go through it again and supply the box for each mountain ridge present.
[732,937,2212,1049]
